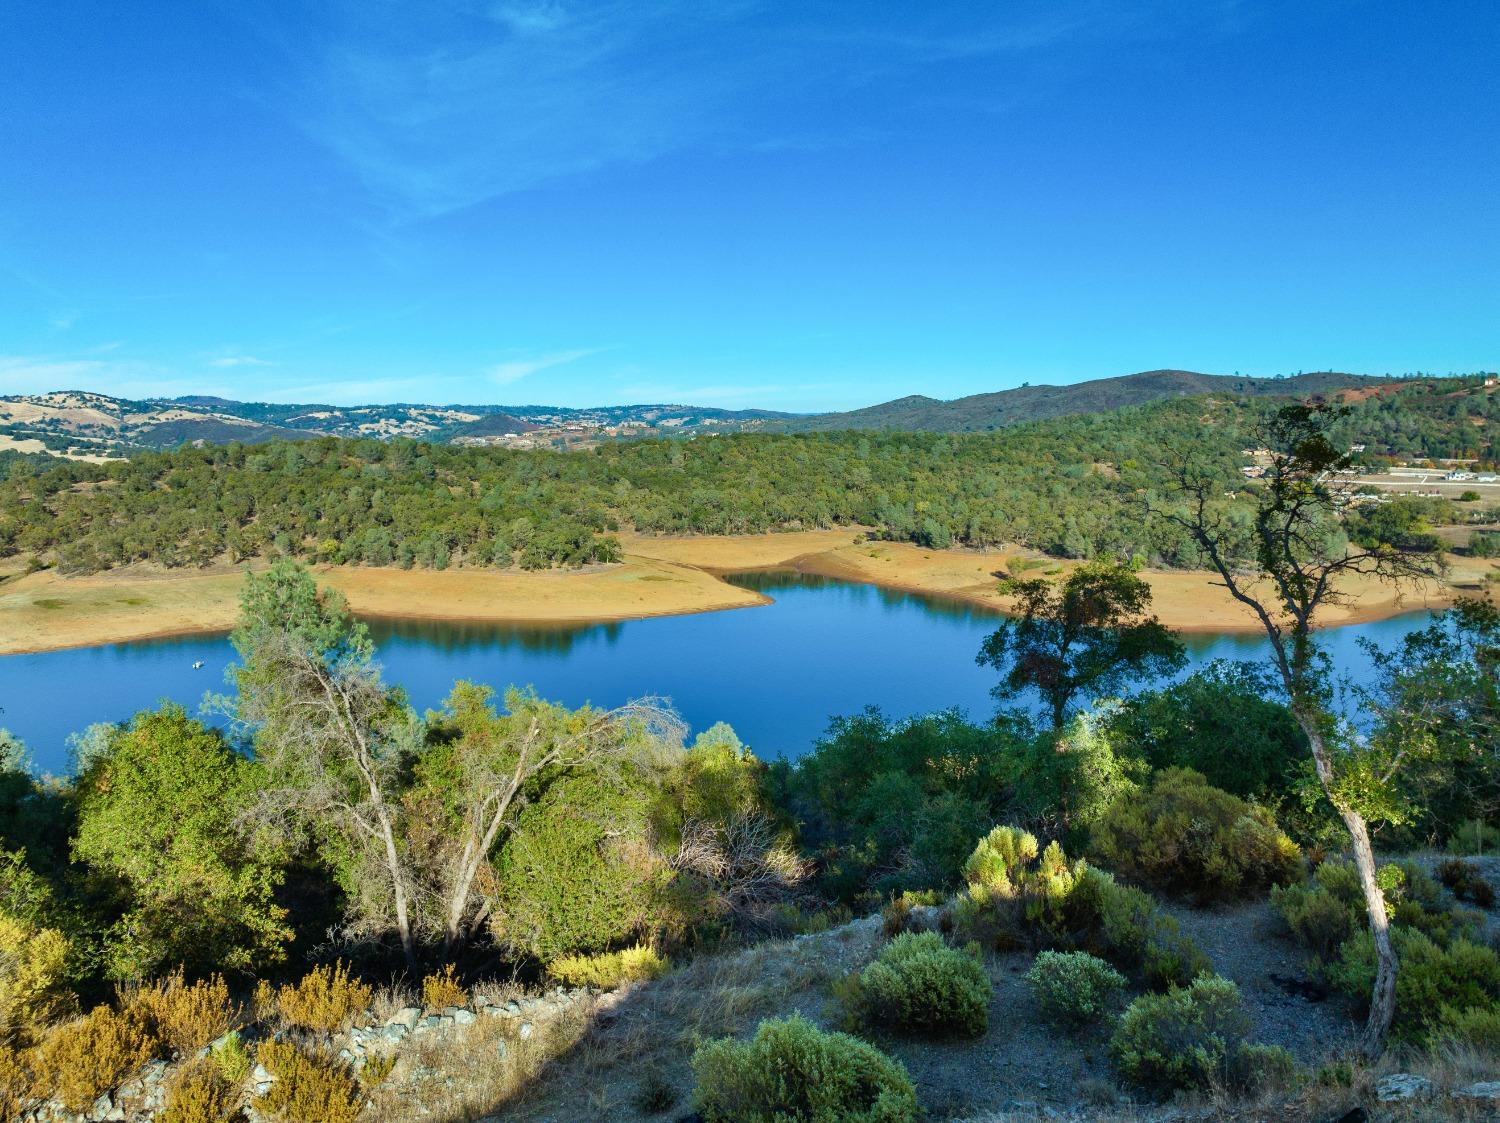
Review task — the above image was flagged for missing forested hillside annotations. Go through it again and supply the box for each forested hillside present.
[1,382,1494,576]
[770,369,1395,432]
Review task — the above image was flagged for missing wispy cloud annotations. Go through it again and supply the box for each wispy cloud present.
[209,354,277,368]
[490,347,600,385]
[240,1,1246,220]
[0,353,221,400]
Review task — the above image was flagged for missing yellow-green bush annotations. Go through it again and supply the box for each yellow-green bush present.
[131,971,238,1054]
[421,964,467,1009]
[1329,927,1500,1043]
[28,1004,158,1111]
[275,962,372,1033]
[254,1040,360,1123]
[0,1042,30,1122]
[692,1014,918,1123]
[548,943,670,989]
[161,1059,240,1123]
[0,912,74,1045]
[851,933,990,1037]
[1110,975,1295,1094]
[1090,768,1301,903]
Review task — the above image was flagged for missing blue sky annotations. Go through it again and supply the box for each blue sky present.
[1,1,1495,411]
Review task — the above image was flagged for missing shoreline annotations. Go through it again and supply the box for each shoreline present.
[3,529,1493,656]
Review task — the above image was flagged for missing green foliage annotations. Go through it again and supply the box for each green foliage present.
[1089,768,1302,903]
[977,557,1185,729]
[1024,950,1127,1028]
[771,709,1019,903]
[1270,860,1365,963]
[70,705,290,979]
[0,911,73,1044]
[1064,867,1212,990]
[548,944,671,989]
[691,1014,919,1123]
[850,933,991,1038]
[1110,975,1292,1095]
[1328,927,1500,1044]
[1447,818,1500,855]
[1104,661,1307,801]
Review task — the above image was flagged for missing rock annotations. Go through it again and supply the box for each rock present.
[504,1000,522,1015]
[87,1093,112,1121]
[387,1006,422,1031]
[495,1039,508,1059]
[1375,1073,1433,1102]
[518,1021,534,1040]
[452,1007,476,1026]
[251,1063,277,1096]
[423,1013,453,1031]
[1453,1081,1500,1102]
[383,1022,410,1042]
[1329,1108,1368,1123]
[905,904,942,932]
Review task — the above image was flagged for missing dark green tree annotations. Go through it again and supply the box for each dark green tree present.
[976,558,1185,729]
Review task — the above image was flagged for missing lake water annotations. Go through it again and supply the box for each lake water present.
[0,570,1436,775]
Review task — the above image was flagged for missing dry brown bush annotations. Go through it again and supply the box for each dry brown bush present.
[275,962,372,1033]
[28,1004,158,1111]
[254,1040,360,1123]
[130,971,239,1055]
[421,964,467,1010]
[160,1058,241,1123]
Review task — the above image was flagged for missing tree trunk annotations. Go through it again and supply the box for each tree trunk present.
[1302,716,1396,1058]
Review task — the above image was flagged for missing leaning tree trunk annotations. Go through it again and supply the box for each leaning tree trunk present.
[1302,716,1396,1058]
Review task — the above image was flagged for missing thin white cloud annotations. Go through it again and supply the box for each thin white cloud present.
[490,348,600,386]
[238,1,1248,220]
[209,354,277,368]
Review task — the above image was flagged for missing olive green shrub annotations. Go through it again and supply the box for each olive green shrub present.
[1089,768,1301,903]
[548,943,670,989]
[692,1014,919,1123]
[850,932,991,1037]
[1110,975,1294,1094]
[1025,950,1127,1028]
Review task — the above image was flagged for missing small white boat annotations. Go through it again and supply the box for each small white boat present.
[192,660,204,669]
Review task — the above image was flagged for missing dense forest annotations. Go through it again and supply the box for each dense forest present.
[1,381,1494,576]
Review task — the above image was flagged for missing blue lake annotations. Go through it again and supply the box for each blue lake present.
[0,570,1437,775]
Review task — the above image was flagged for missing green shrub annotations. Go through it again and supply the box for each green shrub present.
[1270,859,1365,962]
[954,826,1081,948]
[1089,768,1301,903]
[548,944,671,989]
[1328,927,1500,1043]
[1438,1004,1500,1051]
[692,1014,919,1123]
[1025,950,1127,1028]
[852,933,991,1037]
[1447,819,1500,855]
[1437,858,1496,907]
[1065,866,1211,990]
[1110,975,1292,1094]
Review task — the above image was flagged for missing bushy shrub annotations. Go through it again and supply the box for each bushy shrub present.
[421,964,467,1010]
[0,1042,28,1123]
[1269,859,1366,962]
[548,943,671,989]
[28,1003,158,1111]
[275,962,372,1033]
[1065,866,1211,990]
[0,912,73,1044]
[692,1014,919,1123]
[1328,927,1500,1043]
[1447,819,1500,856]
[1437,858,1496,907]
[1110,975,1293,1094]
[1439,1004,1500,1051]
[1025,950,1127,1028]
[210,1030,252,1085]
[953,827,1210,990]
[1090,769,1301,903]
[254,1041,360,1123]
[131,971,238,1054]
[161,1059,239,1123]
[852,933,990,1037]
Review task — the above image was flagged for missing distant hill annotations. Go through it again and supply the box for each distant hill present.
[772,370,1389,432]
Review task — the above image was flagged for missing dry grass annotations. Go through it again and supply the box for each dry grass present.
[360,997,591,1123]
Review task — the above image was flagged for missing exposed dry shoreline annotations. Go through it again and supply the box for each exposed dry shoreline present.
[2,529,1493,656]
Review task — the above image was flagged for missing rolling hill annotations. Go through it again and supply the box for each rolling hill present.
[772,369,1389,432]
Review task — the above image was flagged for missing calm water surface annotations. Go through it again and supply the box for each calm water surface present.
[0,571,1435,775]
